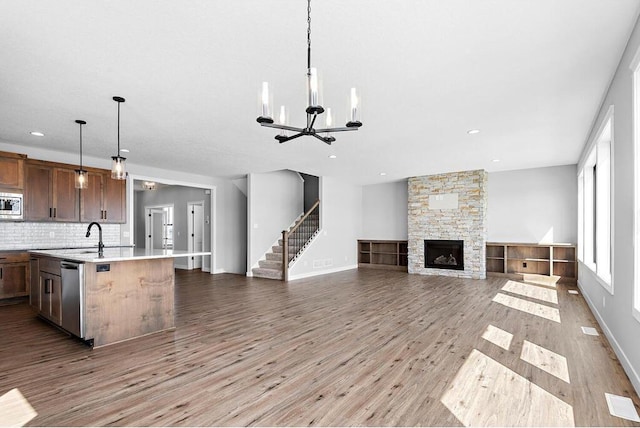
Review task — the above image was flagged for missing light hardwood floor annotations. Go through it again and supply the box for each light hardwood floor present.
[0,269,639,426]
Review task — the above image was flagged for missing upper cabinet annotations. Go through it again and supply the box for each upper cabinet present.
[80,172,126,223]
[0,151,26,190]
[103,175,125,223]
[24,161,79,222]
[5,152,126,224]
[80,171,104,222]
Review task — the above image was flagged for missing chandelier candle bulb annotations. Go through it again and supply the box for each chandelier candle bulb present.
[262,82,270,117]
[326,107,333,127]
[257,82,274,123]
[346,88,362,128]
[308,67,319,107]
[278,105,288,137]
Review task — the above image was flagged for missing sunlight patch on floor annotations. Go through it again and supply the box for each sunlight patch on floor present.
[522,274,560,287]
[520,340,570,383]
[581,326,599,336]
[441,349,575,427]
[0,388,37,427]
[492,293,561,323]
[481,324,513,350]
[501,280,559,304]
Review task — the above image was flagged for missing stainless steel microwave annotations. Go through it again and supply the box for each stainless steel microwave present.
[0,192,23,220]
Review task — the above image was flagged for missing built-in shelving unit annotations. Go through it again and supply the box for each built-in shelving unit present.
[358,240,408,271]
[486,242,576,284]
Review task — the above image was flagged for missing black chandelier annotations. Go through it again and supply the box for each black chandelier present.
[256,0,362,145]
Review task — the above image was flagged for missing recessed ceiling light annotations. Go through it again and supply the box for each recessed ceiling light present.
[30,131,44,137]
[492,159,501,163]
[380,172,387,176]
[328,154,337,159]
[467,129,480,135]
[120,148,130,153]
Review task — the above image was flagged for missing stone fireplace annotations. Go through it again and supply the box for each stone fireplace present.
[408,170,487,279]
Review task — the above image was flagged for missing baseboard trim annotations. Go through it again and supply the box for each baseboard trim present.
[174,264,189,270]
[578,279,640,397]
[288,264,358,281]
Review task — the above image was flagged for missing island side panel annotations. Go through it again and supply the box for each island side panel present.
[84,258,175,347]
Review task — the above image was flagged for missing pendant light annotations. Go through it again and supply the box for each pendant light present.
[111,96,127,180]
[74,120,88,189]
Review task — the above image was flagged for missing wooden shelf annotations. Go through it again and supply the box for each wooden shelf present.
[487,242,576,284]
[358,240,408,271]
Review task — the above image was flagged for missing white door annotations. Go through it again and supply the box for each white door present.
[146,206,173,250]
[147,208,166,249]
[187,202,204,269]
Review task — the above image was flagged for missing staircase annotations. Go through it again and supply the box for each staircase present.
[252,201,320,281]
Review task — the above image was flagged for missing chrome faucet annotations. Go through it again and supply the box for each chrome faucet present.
[86,222,104,256]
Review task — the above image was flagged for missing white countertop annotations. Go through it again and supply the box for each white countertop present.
[29,248,212,263]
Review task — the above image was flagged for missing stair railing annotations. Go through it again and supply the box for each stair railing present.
[282,199,320,281]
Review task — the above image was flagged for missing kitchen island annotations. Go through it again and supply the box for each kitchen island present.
[29,248,211,347]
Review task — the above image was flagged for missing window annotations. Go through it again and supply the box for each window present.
[577,106,612,292]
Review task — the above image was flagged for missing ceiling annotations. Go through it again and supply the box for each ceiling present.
[1,1,639,186]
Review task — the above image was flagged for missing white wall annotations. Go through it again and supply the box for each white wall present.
[575,17,640,396]
[247,170,303,273]
[487,165,577,244]
[289,176,362,280]
[361,181,408,240]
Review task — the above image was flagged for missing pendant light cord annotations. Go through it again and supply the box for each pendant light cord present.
[117,101,121,153]
[79,123,83,169]
[307,0,311,71]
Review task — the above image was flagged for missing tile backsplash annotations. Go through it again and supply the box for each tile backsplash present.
[0,222,121,250]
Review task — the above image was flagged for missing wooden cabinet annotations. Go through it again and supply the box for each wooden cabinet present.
[81,171,104,222]
[0,151,26,190]
[25,161,79,222]
[81,172,126,223]
[37,258,62,325]
[3,151,126,224]
[358,240,408,271]
[30,258,40,311]
[103,175,126,223]
[486,242,577,284]
[0,252,30,299]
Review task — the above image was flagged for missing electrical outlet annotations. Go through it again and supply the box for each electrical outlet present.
[603,296,606,308]
[49,231,55,238]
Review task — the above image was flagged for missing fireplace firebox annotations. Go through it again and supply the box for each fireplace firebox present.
[424,239,464,270]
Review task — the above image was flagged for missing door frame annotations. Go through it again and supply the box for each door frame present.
[187,200,205,270]
[127,175,216,274]
[145,204,174,250]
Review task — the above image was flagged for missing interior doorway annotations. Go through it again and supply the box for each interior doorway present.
[187,201,205,270]
[145,205,174,250]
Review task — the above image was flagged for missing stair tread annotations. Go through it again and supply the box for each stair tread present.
[252,267,283,280]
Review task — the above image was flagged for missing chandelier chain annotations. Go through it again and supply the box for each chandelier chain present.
[307,0,311,70]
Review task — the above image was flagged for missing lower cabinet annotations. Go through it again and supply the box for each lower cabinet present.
[0,252,30,299]
[37,258,62,326]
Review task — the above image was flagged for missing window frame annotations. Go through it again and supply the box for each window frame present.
[577,106,613,294]
[631,47,640,322]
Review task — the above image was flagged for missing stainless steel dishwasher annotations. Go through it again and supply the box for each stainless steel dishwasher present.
[60,261,85,338]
